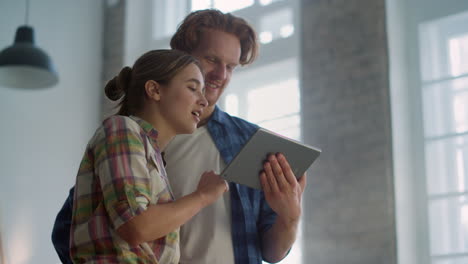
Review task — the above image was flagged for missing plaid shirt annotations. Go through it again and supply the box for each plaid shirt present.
[70,115,179,264]
[207,106,277,264]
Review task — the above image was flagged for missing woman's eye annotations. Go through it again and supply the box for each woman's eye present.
[188,86,196,91]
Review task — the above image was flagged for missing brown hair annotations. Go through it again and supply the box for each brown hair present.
[105,49,202,116]
[170,9,258,66]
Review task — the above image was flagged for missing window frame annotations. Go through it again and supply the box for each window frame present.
[418,9,468,263]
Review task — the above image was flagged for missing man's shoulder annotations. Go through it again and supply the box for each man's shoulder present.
[213,108,258,133]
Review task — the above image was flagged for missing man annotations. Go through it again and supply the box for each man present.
[52,9,306,264]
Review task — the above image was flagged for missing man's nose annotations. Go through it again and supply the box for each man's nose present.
[211,65,227,80]
[198,93,208,107]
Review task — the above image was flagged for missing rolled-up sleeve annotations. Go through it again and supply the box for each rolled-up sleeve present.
[94,116,152,229]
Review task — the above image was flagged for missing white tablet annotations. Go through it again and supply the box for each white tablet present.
[220,128,321,190]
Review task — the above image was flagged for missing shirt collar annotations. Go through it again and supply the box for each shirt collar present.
[209,105,228,125]
[129,115,159,144]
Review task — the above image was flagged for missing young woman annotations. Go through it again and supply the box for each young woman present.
[70,49,228,264]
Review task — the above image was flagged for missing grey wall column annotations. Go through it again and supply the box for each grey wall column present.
[299,0,396,263]
[101,0,126,118]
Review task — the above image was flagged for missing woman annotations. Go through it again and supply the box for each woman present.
[70,50,228,264]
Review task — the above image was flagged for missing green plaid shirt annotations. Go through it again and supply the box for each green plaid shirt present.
[70,115,178,264]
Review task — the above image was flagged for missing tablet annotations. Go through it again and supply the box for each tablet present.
[220,128,321,190]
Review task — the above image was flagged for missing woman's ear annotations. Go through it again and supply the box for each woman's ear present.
[144,80,161,101]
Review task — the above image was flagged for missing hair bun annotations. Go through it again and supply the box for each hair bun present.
[104,66,133,101]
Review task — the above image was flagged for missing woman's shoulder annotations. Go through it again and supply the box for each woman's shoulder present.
[101,115,141,133]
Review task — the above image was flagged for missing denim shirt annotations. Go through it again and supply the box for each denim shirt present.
[51,106,277,264]
[207,106,277,264]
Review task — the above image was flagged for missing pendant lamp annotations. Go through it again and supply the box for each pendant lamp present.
[0,0,58,89]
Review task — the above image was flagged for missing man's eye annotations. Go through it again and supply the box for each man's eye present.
[188,86,196,91]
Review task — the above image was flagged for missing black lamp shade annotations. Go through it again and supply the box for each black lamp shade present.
[0,26,58,89]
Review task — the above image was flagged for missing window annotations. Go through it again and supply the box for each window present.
[419,10,468,264]
[152,0,188,40]
[258,7,294,44]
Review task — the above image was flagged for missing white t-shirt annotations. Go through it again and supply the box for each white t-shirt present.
[164,126,235,264]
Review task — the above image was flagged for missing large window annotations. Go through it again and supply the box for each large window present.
[419,10,468,264]
[151,1,302,263]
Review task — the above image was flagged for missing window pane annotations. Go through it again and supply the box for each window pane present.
[222,58,300,139]
[247,78,299,123]
[153,0,188,39]
[258,114,300,140]
[191,0,211,11]
[429,195,468,255]
[259,7,294,44]
[260,0,285,6]
[426,135,468,195]
[422,77,468,138]
[434,257,468,264]
[420,10,468,81]
[213,0,253,13]
[449,34,468,77]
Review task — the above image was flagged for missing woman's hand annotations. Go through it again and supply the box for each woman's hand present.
[195,170,229,206]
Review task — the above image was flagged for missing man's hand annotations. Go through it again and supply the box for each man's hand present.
[260,153,306,223]
[259,152,307,262]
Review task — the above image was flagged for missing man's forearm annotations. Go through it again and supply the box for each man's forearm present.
[262,216,299,263]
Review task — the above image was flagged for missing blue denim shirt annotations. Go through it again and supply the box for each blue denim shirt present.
[51,106,277,264]
[207,106,277,264]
